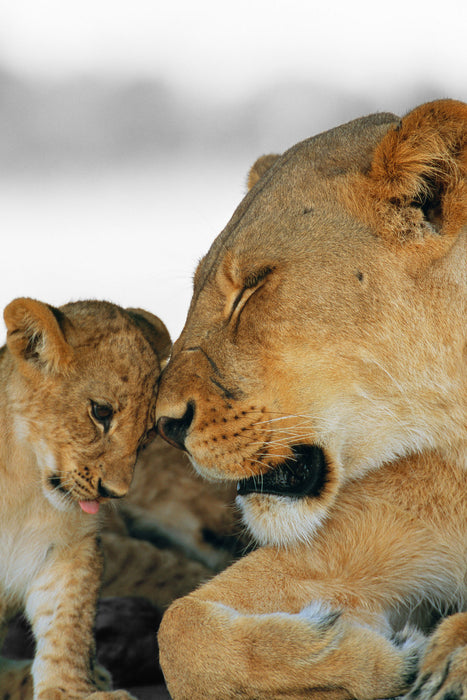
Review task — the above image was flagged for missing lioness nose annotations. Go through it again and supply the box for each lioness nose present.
[157,401,195,451]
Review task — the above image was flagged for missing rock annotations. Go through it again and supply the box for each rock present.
[2,597,163,688]
[95,597,163,687]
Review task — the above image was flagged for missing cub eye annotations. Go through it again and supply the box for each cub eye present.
[91,401,114,431]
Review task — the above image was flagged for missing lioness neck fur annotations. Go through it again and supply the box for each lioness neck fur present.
[0,297,170,699]
[156,100,467,699]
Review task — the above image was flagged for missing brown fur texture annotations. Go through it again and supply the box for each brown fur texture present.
[156,100,467,699]
[0,298,170,699]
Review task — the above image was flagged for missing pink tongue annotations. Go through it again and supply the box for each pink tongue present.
[79,500,100,515]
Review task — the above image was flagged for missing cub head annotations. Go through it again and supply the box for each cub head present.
[3,297,171,514]
[156,99,467,547]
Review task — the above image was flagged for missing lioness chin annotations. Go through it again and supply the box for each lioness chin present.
[156,99,467,699]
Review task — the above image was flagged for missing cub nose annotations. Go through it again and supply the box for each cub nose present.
[97,478,127,500]
[157,400,195,451]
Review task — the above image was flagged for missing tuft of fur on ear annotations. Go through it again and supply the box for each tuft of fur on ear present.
[365,99,467,251]
[126,308,172,367]
[4,298,74,374]
[247,154,280,190]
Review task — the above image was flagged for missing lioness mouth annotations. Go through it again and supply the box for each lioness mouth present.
[237,444,327,498]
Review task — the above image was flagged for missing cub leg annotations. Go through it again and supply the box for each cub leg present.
[406,612,467,700]
[158,547,425,700]
[25,535,134,700]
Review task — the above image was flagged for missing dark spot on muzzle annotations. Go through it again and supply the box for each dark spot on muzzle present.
[237,444,328,498]
[49,474,68,494]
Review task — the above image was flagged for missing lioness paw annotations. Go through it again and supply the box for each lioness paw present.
[406,650,467,700]
[391,625,428,680]
[406,614,467,700]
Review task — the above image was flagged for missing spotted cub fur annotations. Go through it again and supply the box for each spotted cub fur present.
[0,297,170,699]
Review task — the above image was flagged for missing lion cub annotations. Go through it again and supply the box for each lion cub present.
[0,297,170,699]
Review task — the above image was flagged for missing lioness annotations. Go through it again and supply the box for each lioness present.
[156,99,467,699]
[0,298,170,699]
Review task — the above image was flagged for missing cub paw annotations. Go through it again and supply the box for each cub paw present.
[92,665,112,691]
[0,658,32,700]
[405,613,467,700]
[37,691,137,700]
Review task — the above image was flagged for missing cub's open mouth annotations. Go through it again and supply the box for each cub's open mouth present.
[237,444,327,499]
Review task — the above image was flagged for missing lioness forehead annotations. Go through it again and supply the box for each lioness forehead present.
[195,112,400,291]
[283,111,400,176]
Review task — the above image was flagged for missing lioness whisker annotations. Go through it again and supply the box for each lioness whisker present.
[256,454,290,462]
[254,427,313,439]
[250,458,274,471]
[253,425,310,435]
[251,436,307,449]
[253,414,312,426]
[261,433,309,444]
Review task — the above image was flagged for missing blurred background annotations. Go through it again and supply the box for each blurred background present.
[1,0,466,342]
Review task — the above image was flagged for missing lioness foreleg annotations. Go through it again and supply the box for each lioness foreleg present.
[158,549,425,700]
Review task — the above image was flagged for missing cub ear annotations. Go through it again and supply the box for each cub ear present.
[366,99,467,258]
[247,154,280,190]
[4,298,74,374]
[126,308,172,368]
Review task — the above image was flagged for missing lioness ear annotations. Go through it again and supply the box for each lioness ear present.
[366,99,467,258]
[126,308,172,367]
[247,154,280,190]
[4,298,74,374]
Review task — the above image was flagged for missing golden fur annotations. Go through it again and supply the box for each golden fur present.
[0,297,170,699]
[156,100,467,699]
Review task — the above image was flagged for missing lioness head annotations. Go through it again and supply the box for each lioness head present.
[157,100,467,547]
[3,298,171,513]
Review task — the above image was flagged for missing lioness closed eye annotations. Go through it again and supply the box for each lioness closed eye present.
[0,297,170,699]
[156,99,467,699]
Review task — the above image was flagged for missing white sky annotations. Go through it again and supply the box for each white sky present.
[0,0,466,100]
[0,159,246,342]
